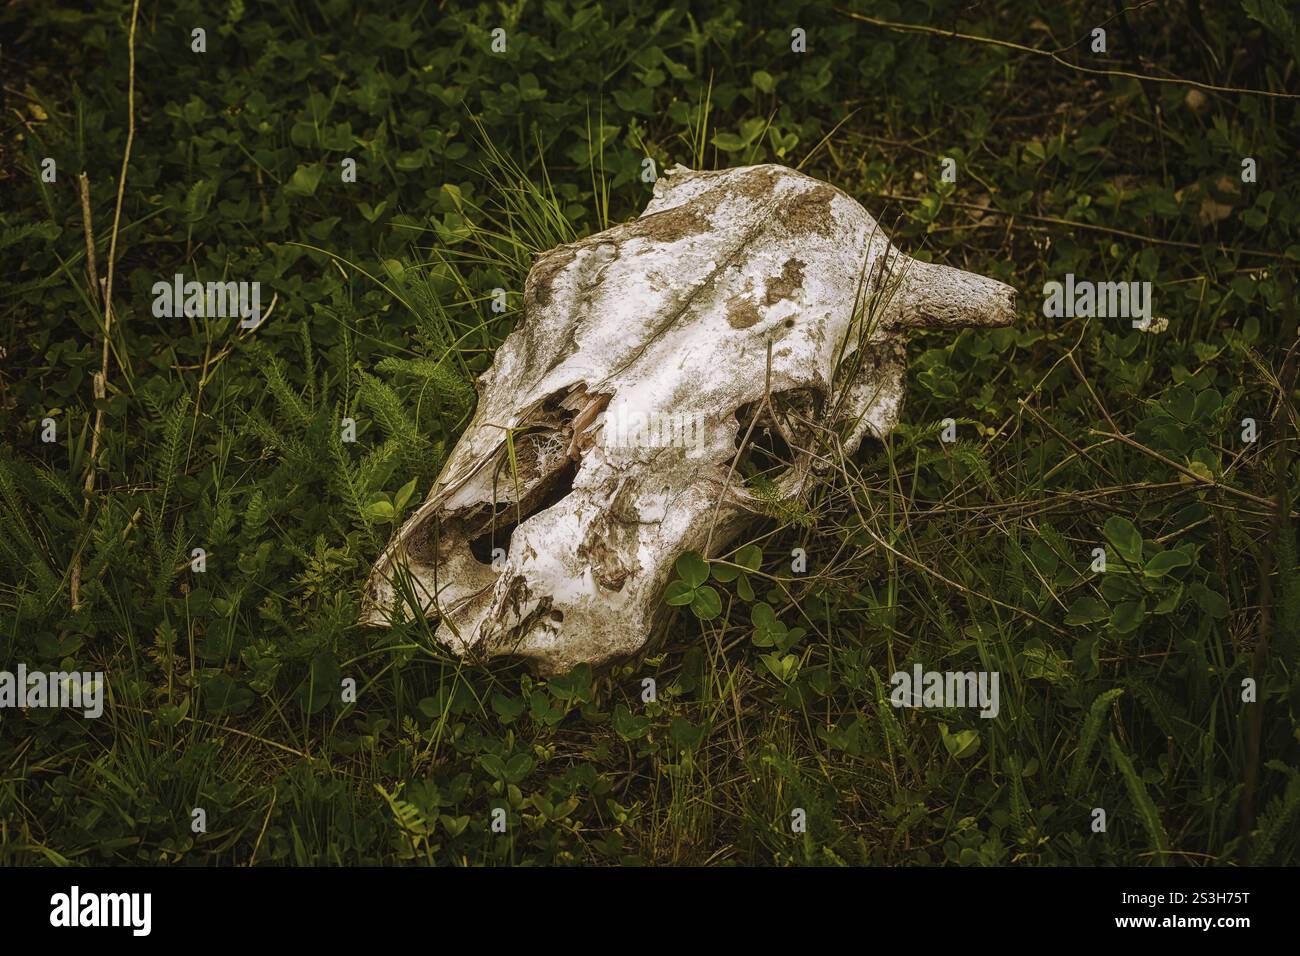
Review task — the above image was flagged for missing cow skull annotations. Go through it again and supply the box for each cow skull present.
[359,164,1015,674]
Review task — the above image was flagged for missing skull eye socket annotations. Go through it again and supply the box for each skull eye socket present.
[467,453,578,565]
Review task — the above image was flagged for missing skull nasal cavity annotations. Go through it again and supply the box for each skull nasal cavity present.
[467,458,578,564]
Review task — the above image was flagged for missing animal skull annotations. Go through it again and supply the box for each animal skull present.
[359,164,1015,674]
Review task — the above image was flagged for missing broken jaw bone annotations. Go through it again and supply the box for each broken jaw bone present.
[359,163,1016,675]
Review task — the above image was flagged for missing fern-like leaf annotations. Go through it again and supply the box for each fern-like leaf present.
[1108,734,1170,864]
[1068,687,1124,796]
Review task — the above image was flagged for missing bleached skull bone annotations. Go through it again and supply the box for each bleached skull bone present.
[359,164,1015,674]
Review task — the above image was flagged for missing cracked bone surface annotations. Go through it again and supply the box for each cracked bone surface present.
[359,164,1016,674]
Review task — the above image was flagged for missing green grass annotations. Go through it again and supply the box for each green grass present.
[1,0,1299,866]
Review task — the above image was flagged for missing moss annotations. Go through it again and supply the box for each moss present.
[725,297,763,328]
[627,202,711,242]
[764,257,806,306]
[779,181,840,237]
[525,244,579,308]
